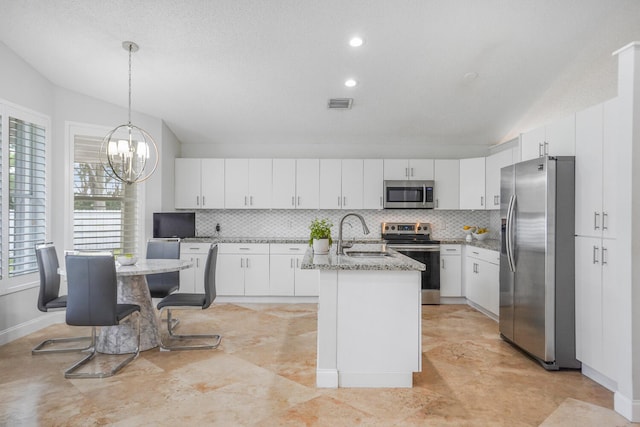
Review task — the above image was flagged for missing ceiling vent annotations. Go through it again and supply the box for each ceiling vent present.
[327,98,353,109]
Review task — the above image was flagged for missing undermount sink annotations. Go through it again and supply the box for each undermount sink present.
[345,251,394,258]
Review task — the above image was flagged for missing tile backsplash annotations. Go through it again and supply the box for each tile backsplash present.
[193,209,501,241]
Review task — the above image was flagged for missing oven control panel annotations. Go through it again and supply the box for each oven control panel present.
[381,222,432,235]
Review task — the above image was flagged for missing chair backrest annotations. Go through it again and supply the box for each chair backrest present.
[146,238,181,289]
[65,254,119,327]
[35,243,61,312]
[203,244,218,309]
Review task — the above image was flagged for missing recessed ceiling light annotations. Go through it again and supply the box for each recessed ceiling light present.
[463,72,479,82]
[349,37,364,47]
[344,79,358,88]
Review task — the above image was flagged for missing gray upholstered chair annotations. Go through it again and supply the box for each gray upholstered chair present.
[146,238,181,331]
[32,243,92,355]
[156,244,221,351]
[64,253,141,379]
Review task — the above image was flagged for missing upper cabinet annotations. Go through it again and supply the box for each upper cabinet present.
[296,159,320,209]
[319,159,364,209]
[272,159,297,209]
[224,159,272,209]
[363,159,384,209]
[459,157,486,210]
[485,149,514,210]
[175,158,224,209]
[434,159,459,210]
[520,113,575,162]
[384,159,434,180]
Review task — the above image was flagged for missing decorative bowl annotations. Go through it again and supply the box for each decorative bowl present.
[472,232,489,241]
[116,255,137,266]
[463,226,477,235]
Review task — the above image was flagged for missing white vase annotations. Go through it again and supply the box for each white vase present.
[312,238,330,255]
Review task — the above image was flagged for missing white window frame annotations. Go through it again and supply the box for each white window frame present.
[64,122,146,258]
[0,100,51,295]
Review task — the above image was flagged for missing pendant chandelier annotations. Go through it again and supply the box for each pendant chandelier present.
[100,41,158,185]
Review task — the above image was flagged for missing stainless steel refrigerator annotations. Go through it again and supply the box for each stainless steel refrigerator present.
[500,156,580,370]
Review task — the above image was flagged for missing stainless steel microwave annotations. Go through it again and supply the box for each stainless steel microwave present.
[383,180,434,209]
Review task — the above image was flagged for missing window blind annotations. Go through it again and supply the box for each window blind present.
[73,136,138,255]
[8,117,46,277]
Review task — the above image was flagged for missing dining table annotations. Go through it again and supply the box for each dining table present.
[60,258,193,354]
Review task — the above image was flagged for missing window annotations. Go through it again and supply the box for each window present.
[73,136,138,255]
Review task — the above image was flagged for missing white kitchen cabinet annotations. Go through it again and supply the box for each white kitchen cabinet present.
[269,244,318,296]
[224,159,272,209]
[363,159,384,209]
[341,159,364,209]
[272,159,297,209]
[440,244,462,297]
[296,159,320,209]
[575,236,619,381]
[319,159,364,210]
[459,157,486,210]
[434,159,459,210]
[383,159,434,180]
[575,99,619,239]
[465,247,499,316]
[485,149,513,210]
[179,242,211,293]
[174,158,225,209]
[520,114,575,162]
[216,244,270,296]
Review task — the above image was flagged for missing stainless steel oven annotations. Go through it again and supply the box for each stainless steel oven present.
[383,180,434,209]
[382,222,440,304]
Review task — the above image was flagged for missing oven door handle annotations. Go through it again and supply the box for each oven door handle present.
[388,245,440,252]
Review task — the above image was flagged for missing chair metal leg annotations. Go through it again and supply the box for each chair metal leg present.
[162,310,180,333]
[32,334,93,355]
[65,313,141,379]
[159,307,221,351]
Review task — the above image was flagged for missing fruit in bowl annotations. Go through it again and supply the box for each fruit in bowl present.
[116,254,138,266]
[463,225,477,235]
[472,228,489,241]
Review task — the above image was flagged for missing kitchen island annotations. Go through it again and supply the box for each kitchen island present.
[301,243,425,388]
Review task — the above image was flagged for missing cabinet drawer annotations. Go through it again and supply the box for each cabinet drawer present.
[466,246,499,264]
[218,243,270,254]
[440,244,461,255]
[270,243,308,255]
[180,242,212,254]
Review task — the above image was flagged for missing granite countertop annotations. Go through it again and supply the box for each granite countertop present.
[439,238,501,252]
[300,243,426,272]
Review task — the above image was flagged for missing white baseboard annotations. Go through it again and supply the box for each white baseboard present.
[0,311,65,346]
[316,368,339,388]
[216,296,318,304]
[338,372,413,388]
[614,391,640,422]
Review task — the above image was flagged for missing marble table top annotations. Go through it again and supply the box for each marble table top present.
[59,258,194,277]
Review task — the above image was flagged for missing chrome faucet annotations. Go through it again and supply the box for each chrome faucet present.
[336,212,370,255]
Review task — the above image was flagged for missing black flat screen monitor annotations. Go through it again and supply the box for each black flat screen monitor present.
[153,212,196,238]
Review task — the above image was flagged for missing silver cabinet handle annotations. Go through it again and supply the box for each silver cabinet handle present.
[338,196,341,207]
[594,212,600,230]
[296,259,300,268]
[343,196,346,206]
[196,196,200,206]
[239,247,250,250]
[380,196,383,207]
[602,247,608,265]
[202,196,206,206]
[441,259,445,269]
[593,246,599,264]
[292,196,295,206]
[250,196,253,206]
[246,258,250,268]
[435,199,439,208]
[602,212,608,230]
[410,167,414,177]
[538,143,543,157]
[405,167,409,178]
[445,248,457,252]
[244,196,248,206]
[240,258,244,268]
[297,196,301,206]
[544,142,549,155]
[480,196,484,206]
[290,258,294,268]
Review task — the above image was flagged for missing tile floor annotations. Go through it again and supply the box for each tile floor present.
[0,304,634,426]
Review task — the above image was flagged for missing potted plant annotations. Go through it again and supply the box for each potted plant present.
[309,218,333,254]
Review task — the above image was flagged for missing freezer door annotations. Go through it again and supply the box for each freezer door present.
[513,157,555,362]
[499,164,515,341]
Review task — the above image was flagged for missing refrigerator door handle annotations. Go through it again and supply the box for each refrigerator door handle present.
[506,194,516,272]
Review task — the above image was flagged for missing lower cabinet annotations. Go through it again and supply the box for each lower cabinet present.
[269,244,319,296]
[464,247,499,316]
[440,244,462,297]
[179,242,211,293]
[216,244,270,296]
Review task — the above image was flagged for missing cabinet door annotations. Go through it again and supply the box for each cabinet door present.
[319,159,342,209]
[296,159,319,209]
[464,256,481,305]
[440,254,461,297]
[434,159,459,210]
[363,159,384,209]
[341,159,363,209]
[216,254,246,296]
[600,238,619,380]
[520,126,545,162]
[459,157,486,210]
[485,150,513,210]
[272,159,296,209]
[294,255,318,296]
[409,159,434,180]
[174,158,201,209]
[602,98,621,240]
[224,159,249,209]
[248,159,272,209]
[575,104,603,237]
[243,255,270,296]
[545,113,575,157]
[482,261,500,316]
[383,159,409,180]
[575,236,603,369]
[192,253,209,294]
[269,254,295,296]
[200,159,225,209]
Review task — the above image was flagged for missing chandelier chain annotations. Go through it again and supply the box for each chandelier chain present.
[127,43,132,125]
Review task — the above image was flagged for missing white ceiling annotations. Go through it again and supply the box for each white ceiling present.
[1,0,639,153]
